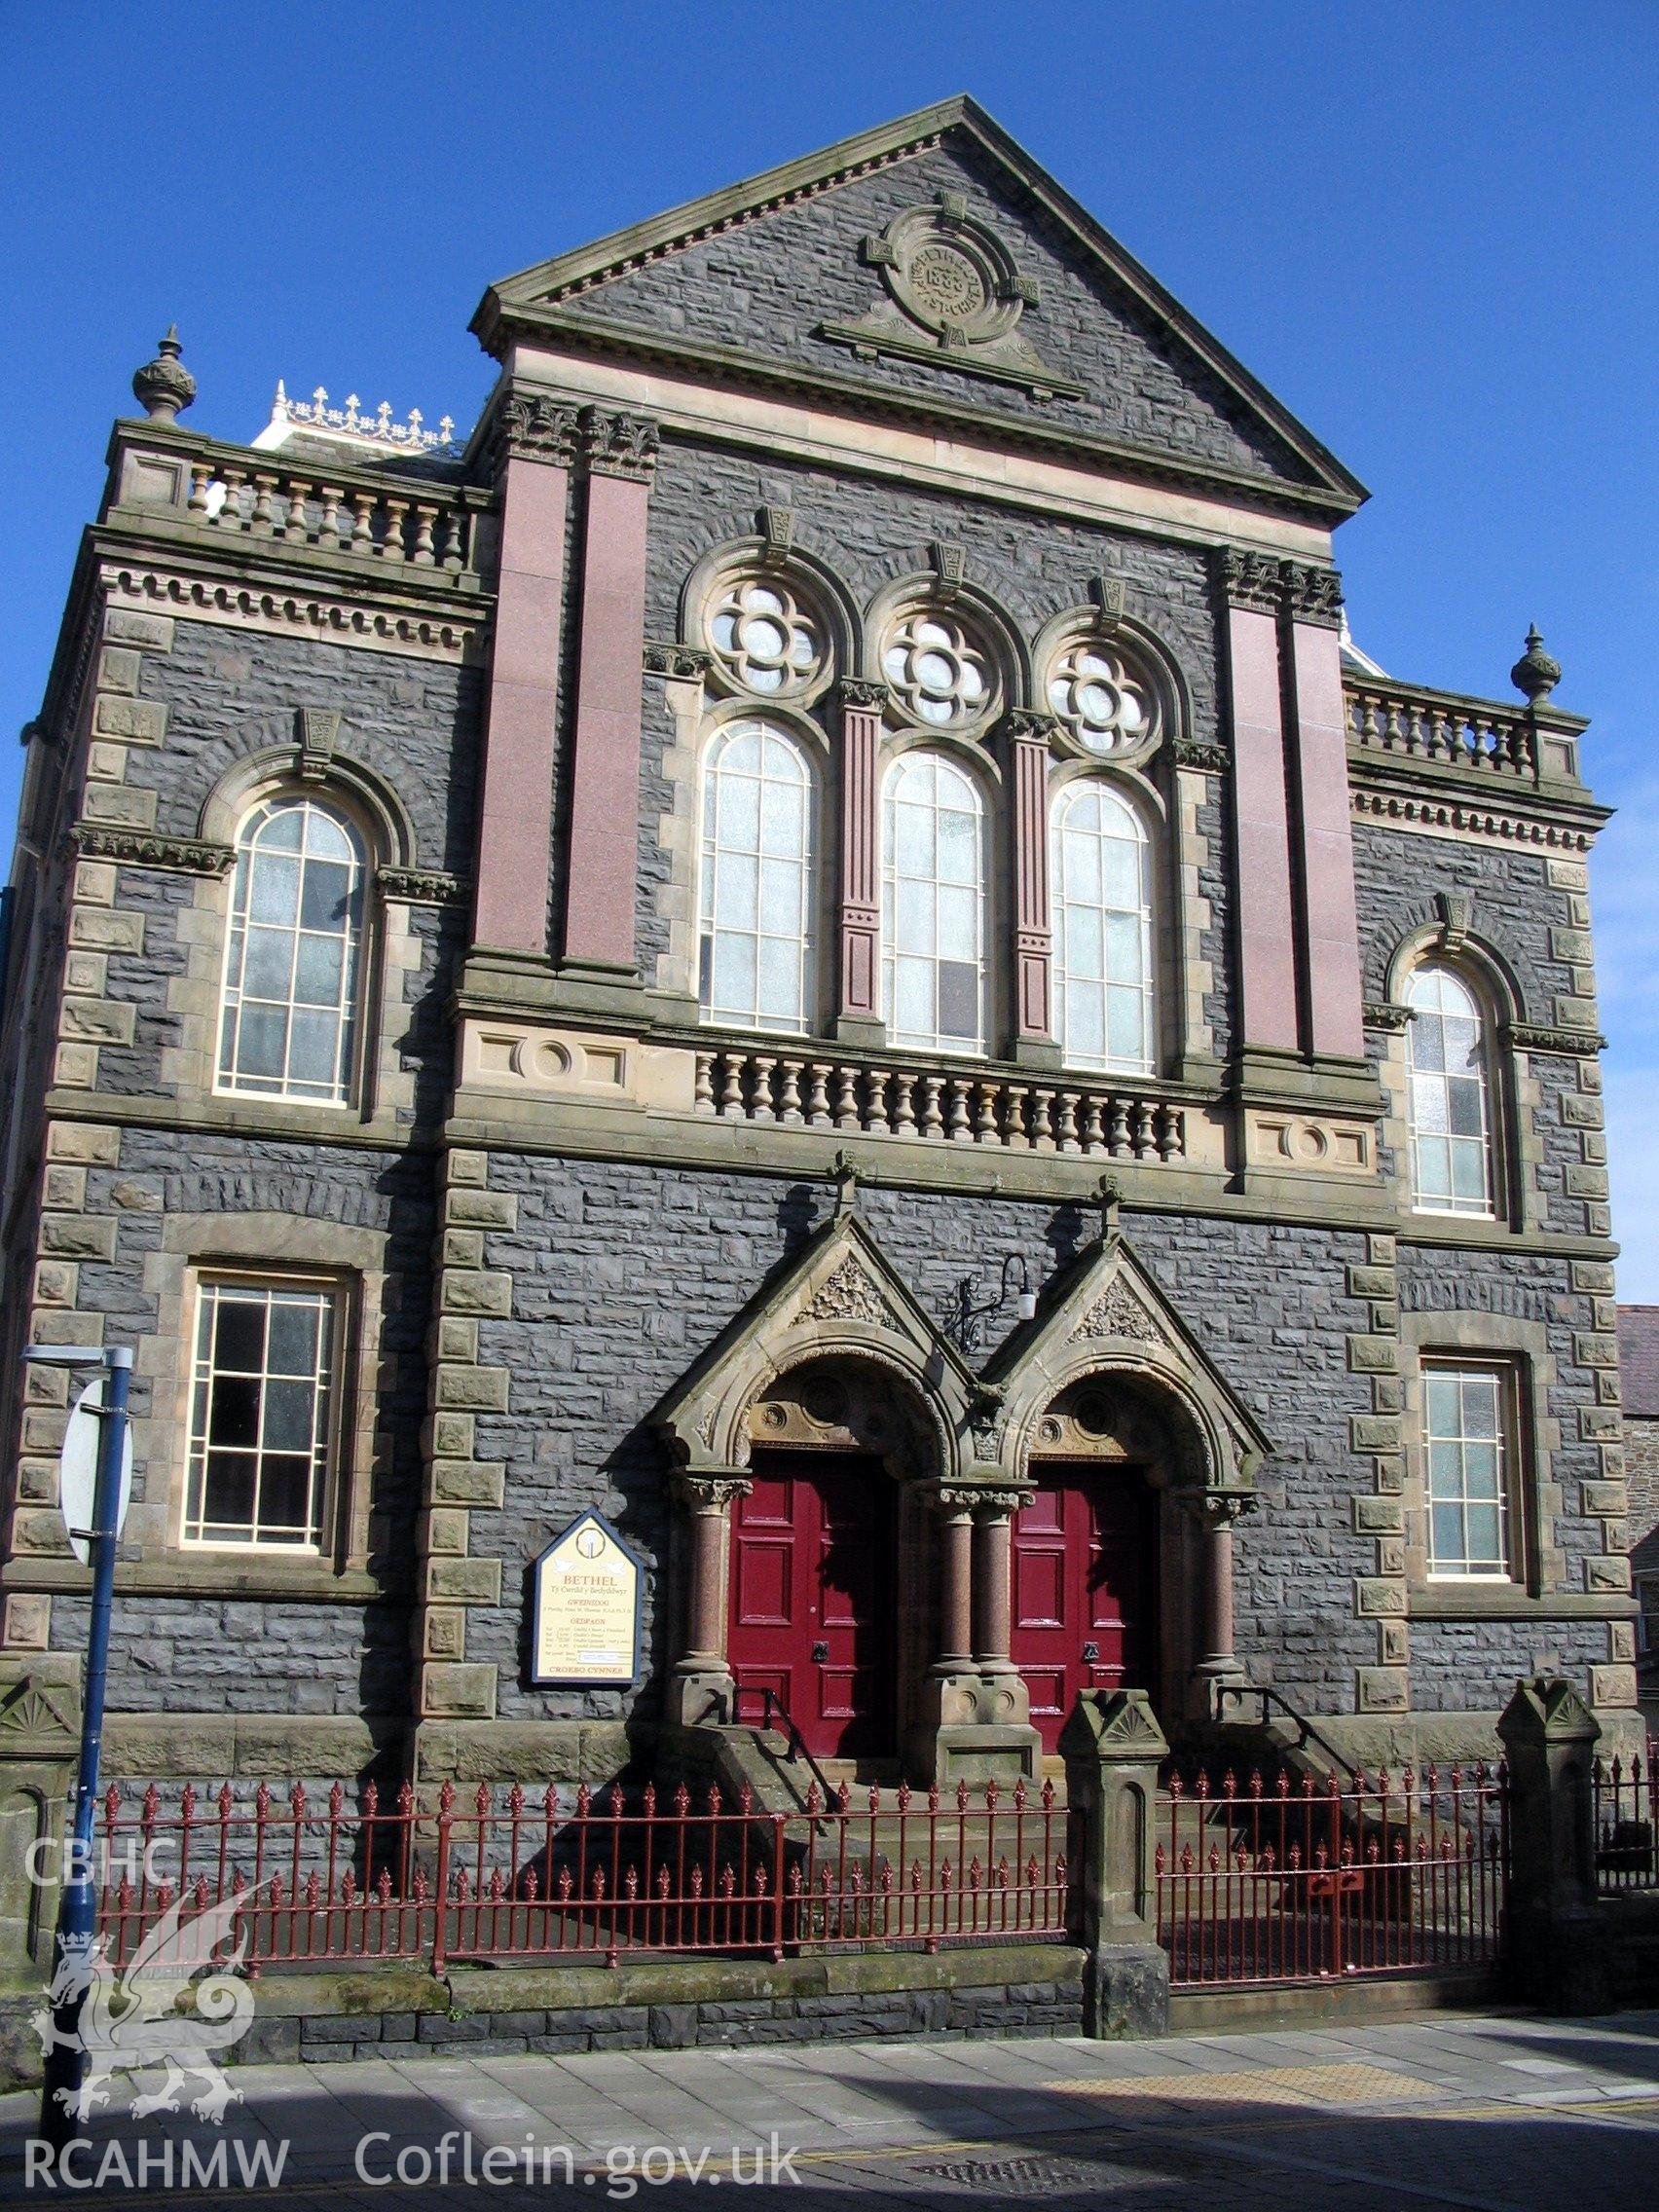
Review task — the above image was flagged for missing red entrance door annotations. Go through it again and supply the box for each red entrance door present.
[1011,1465,1156,1752]
[726,1454,895,1759]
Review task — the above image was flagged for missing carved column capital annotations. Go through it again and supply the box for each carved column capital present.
[580,406,661,482]
[1180,1488,1258,1529]
[928,1485,982,1520]
[1005,708,1060,748]
[837,678,888,714]
[673,1471,752,1514]
[968,1488,1027,1520]
[493,391,580,468]
[1282,561,1345,629]
[1218,546,1284,614]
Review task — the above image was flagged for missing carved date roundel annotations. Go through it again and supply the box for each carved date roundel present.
[907,244,987,323]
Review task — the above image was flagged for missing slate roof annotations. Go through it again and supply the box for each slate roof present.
[1617,1306,1659,1419]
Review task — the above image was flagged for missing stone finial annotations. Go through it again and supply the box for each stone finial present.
[131,326,196,424]
[1510,624,1561,705]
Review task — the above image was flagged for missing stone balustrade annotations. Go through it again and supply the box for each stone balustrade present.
[692,1046,1186,1160]
[185,455,477,571]
[1346,677,1547,778]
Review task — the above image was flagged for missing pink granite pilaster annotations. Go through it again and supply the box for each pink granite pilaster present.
[1011,715,1054,1043]
[560,410,660,972]
[1286,600,1366,1060]
[1224,591,1300,1051]
[471,399,576,954]
[835,682,884,1025]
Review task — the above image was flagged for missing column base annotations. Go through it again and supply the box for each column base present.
[663,1663,734,1730]
[830,1014,887,1051]
[909,1720,1042,1788]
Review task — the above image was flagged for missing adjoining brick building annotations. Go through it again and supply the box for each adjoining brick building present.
[0,97,1642,1866]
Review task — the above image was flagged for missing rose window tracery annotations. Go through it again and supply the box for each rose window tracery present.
[1046,640,1159,755]
[880,607,996,727]
[708,577,825,697]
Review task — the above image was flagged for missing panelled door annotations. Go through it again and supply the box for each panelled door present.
[1011,1464,1156,1752]
[726,1453,895,1758]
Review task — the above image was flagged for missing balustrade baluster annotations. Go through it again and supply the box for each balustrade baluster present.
[692,1052,715,1113]
[382,498,409,561]
[974,1082,999,1145]
[718,1054,745,1118]
[350,491,377,553]
[1053,1091,1081,1153]
[1003,1084,1029,1148]
[831,1065,858,1130]
[412,504,439,567]
[1030,1088,1054,1152]
[946,1077,971,1142]
[1107,1099,1131,1157]
[805,1062,832,1127]
[1080,1094,1106,1155]
[250,474,279,536]
[863,1067,889,1133]
[216,467,247,529]
[777,1059,804,1124]
[919,1074,944,1138]
[892,1070,917,1133]
[1131,1101,1157,1159]
[317,487,346,548]
[284,479,312,536]
[748,1056,776,1121]
[441,510,465,571]
[188,462,212,516]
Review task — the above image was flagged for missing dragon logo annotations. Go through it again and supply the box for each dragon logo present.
[33,1891,257,2125]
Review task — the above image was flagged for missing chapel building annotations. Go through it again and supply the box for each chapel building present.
[0,98,1640,1820]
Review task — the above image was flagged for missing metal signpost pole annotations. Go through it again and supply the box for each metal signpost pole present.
[33,1344,132,2150]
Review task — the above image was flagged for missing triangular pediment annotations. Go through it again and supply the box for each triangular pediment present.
[980,1231,1272,1490]
[475,98,1364,513]
[652,1206,977,1474]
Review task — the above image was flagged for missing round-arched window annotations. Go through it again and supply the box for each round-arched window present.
[881,751,986,1054]
[698,720,816,1033]
[217,796,367,1104]
[1404,965,1493,1216]
[1051,783,1155,1073]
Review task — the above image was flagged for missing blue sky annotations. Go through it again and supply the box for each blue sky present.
[3,2,1654,1284]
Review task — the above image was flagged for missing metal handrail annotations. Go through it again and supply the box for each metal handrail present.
[729,1683,837,1812]
[1213,1683,1360,1786]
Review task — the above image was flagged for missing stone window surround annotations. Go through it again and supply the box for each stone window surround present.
[164,750,424,1132]
[1380,929,1532,1236]
[1398,1309,1564,1609]
[655,561,1205,1075]
[135,1210,392,1592]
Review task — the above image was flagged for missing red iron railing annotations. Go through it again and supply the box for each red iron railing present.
[94,1775,1068,1976]
[1594,1740,1657,1893]
[1156,1764,1508,1987]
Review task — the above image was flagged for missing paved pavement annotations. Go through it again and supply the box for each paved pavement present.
[3,2007,1658,2206]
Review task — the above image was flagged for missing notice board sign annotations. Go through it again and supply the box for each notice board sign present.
[530,1511,645,1689]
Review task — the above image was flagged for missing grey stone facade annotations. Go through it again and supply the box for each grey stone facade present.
[0,96,1639,1864]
